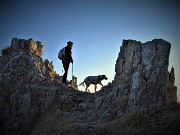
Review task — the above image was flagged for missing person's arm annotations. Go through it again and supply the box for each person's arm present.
[65,46,73,63]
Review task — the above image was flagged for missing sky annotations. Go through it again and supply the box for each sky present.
[0,0,179,101]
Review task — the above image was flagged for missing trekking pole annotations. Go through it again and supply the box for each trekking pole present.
[72,63,73,81]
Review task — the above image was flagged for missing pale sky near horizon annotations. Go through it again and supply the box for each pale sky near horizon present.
[0,0,179,101]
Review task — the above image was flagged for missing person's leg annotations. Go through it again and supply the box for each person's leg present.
[62,60,70,84]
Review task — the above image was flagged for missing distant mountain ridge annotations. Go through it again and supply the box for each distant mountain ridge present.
[0,38,177,135]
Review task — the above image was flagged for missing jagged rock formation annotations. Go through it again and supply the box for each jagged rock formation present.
[0,38,62,135]
[95,39,177,117]
[167,67,177,105]
[114,39,176,112]
[0,38,177,135]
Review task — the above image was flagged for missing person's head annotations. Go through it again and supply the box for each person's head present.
[67,41,73,48]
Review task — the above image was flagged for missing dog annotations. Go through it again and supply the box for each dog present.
[79,75,108,92]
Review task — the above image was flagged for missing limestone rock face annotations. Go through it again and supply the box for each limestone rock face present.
[0,38,61,135]
[95,39,177,118]
[10,38,44,57]
[113,39,175,113]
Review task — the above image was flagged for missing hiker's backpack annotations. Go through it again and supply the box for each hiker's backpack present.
[58,47,66,60]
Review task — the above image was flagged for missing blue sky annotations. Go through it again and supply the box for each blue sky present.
[0,0,179,100]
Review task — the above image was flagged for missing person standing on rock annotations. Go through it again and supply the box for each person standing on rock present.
[58,41,74,84]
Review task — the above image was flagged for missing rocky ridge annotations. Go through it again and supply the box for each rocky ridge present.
[0,38,177,135]
[94,39,177,118]
[0,38,63,134]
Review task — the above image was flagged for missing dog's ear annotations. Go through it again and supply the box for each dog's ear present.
[98,75,102,81]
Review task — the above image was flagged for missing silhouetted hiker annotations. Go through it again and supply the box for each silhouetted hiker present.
[58,41,74,84]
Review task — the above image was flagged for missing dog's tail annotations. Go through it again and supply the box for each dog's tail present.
[79,81,85,87]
